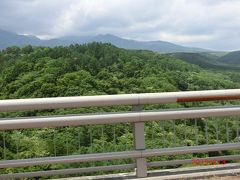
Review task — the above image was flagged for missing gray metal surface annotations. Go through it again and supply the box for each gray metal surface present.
[133,105,147,178]
[0,151,140,168]
[0,164,136,179]
[1,143,239,168]
[2,155,240,179]
[1,106,240,130]
[0,89,239,112]
[147,155,240,167]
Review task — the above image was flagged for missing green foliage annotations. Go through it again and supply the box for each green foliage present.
[0,43,240,178]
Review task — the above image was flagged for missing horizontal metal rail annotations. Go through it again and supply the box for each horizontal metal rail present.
[0,164,136,179]
[0,89,239,112]
[148,155,240,167]
[1,89,240,179]
[1,106,240,130]
[2,155,240,179]
[1,143,239,168]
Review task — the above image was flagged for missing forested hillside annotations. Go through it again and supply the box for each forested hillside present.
[0,43,238,99]
[218,50,240,66]
[170,52,240,71]
[0,43,240,178]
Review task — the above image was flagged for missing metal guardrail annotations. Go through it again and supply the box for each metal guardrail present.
[1,106,240,130]
[0,89,240,112]
[0,89,240,179]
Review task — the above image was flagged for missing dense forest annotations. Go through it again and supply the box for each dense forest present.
[0,43,240,178]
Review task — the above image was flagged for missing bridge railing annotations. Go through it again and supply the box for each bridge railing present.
[0,89,240,179]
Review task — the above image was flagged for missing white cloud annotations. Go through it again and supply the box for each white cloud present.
[156,32,214,43]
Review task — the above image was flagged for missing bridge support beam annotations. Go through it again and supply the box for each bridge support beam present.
[133,105,147,178]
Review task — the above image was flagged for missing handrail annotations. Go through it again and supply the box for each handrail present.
[0,89,239,112]
[1,106,240,130]
[1,143,240,168]
[1,89,240,179]
[1,159,240,179]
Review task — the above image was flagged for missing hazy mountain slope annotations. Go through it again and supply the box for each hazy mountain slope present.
[0,29,209,53]
[218,51,240,66]
[0,29,41,49]
[0,29,71,49]
[62,34,208,53]
[171,52,240,71]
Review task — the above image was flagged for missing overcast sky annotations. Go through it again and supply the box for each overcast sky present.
[0,0,240,51]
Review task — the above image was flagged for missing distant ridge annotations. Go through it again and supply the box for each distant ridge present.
[218,51,240,66]
[61,34,209,53]
[0,29,209,53]
[171,52,240,71]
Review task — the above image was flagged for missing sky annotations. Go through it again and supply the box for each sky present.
[0,0,240,51]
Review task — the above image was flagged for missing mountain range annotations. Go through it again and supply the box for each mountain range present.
[1,29,240,66]
[0,29,208,53]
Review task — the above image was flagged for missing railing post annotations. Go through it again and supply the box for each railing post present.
[133,105,147,178]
